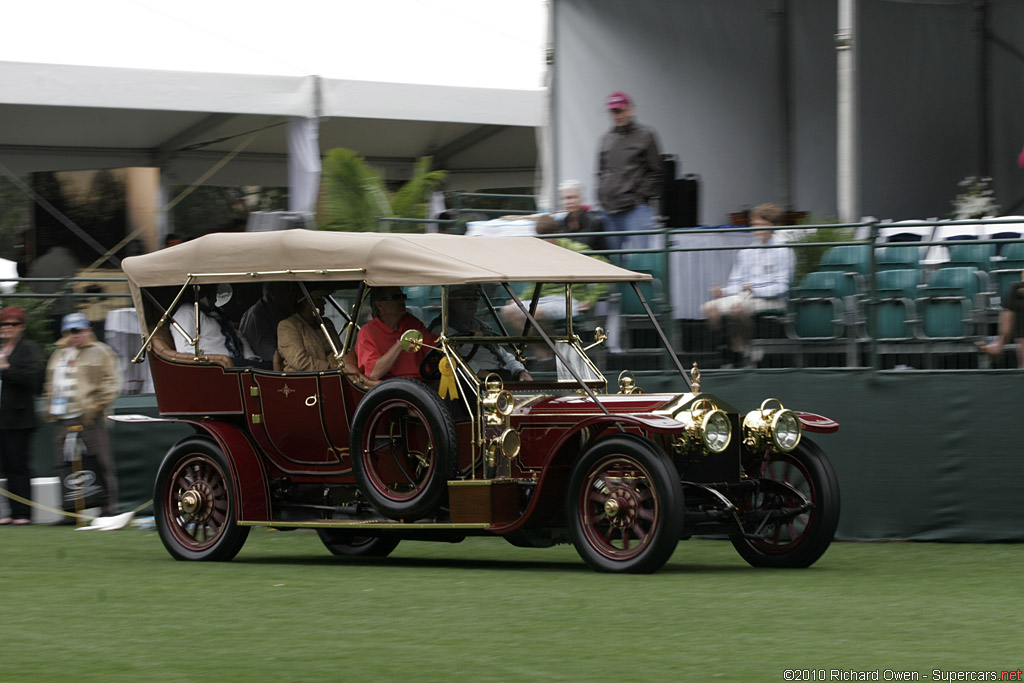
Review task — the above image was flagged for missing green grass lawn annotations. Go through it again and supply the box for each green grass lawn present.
[1,527,1020,682]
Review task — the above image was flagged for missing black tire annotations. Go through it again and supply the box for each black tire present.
[350,379,458,520]
[730,438,840,568]
[316,530,401,557]
[154,436,250,562]
[567,435,684,574]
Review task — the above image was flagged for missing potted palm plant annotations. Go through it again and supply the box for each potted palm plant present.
[319,148,446,233]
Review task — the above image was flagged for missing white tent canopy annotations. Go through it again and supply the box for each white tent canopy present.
[0,60,544,192]
[1,0,548,197]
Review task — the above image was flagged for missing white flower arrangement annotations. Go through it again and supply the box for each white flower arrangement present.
[951,176,999,220]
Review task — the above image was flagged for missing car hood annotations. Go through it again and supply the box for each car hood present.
[517,393,681,415]
[516,392,737,416]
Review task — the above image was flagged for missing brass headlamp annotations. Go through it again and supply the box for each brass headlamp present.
[742,398,802,453]
[481,374,520,471]
[673,397,732,455]
[481,374,515,423]
[617,370,643,395]
[488,428,521,464]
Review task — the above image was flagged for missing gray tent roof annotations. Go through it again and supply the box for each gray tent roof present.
[0,61,543,189]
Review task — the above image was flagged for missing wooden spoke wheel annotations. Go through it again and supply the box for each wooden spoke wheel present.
[730,438,840,568]
[567,436,683,573]
[154,437,249,562]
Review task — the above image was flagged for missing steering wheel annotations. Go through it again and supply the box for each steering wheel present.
[419,349,445,381]
[420,336,484,381]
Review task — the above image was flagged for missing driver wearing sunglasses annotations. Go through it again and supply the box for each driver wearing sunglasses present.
[356,287,438,381]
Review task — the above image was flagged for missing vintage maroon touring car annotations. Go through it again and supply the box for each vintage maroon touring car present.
[121,230,839,573]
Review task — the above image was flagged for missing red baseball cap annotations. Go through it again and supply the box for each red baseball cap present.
[606,91,632,111]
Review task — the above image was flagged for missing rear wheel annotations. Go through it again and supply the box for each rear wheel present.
[350,379,458,520]
[731,438,840,568]
[567,436,684,573]
[154,437,249,561]
[316,530,400,557]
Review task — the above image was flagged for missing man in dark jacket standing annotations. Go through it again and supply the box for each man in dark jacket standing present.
[597,91,663,254]
[0,306,42,525]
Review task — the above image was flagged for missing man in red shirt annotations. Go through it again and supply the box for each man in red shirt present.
[356,287,438,381]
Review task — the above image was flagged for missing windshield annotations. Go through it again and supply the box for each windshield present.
[348,282,611,388]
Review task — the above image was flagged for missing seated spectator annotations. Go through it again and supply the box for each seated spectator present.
[558,179,608,252]
[277,293,339,373]
[171,285,266,368]
[428,285,532,382]
[356,287,438,381]
[700,202,794,367]
[501,215,609,360]
[979,269,1024,367]
[241,281,298,363]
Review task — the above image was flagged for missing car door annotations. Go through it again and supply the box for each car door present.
[242,372,344,471]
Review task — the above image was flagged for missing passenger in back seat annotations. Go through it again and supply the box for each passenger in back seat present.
[241,282,297,363]
[277,293,339,372]
[171,285,268,369]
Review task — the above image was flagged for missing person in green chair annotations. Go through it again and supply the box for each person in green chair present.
[979,269,1024,367]
[701,203,794,367]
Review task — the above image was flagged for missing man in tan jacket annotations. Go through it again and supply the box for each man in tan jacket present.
[276,294,340,373]
[43,312,121,516]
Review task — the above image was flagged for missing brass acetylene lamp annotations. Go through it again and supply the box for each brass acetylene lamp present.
[672,397,732,456]
[742,398,802,453]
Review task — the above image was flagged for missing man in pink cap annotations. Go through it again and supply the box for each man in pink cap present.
[597,91,663,255]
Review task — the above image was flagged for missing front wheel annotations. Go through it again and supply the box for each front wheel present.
[567,435,684,573]
[731,438,840,568]
[154,437,250,562]
[316,530,400,557]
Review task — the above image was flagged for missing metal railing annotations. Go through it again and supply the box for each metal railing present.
[452,213,1024,372]
[5,215,1021,393]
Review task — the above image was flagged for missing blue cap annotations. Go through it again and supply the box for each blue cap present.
[61,312,90,333]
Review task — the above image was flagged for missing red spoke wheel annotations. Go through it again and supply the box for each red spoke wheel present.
[731,438,840,568]
[567,435,683,573]
[350,379,457,521]
[316,530,400,557]
[154,437,249,561]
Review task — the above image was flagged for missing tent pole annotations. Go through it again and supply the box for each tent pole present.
[776,0,793,212]
[836,0,859,223]
[287,75,323,215]
[541,0,558,213]
[974,0,991,177]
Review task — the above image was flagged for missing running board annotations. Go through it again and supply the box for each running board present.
[238,520,491,530]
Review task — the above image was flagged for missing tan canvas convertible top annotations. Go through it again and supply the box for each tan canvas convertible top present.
[122,230,649,325]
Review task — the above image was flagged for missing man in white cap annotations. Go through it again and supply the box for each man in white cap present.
[597,91,663,254]
[43,312,121,517]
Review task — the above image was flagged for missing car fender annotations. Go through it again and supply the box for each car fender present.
[149,417,271,522]
[794,411,840,433]
[495,414,678,534]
